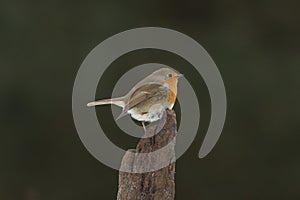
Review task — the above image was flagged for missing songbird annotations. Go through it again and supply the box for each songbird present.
[87,68,183,131]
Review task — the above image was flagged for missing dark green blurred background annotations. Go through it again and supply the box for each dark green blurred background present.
[1,0,300,199]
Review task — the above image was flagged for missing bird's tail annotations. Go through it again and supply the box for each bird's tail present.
[87,97,125,108]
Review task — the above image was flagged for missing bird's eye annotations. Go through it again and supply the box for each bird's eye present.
[168,73,173,78]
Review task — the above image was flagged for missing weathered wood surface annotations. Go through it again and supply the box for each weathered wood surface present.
[117,110,177,200]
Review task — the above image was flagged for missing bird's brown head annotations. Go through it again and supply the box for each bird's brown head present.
[150,68,183,82]
[150,68,183,99]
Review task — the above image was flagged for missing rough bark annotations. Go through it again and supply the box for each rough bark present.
[117,110,176,200]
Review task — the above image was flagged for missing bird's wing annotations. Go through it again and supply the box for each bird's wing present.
[115,83,167,120]
[127,83,167,110]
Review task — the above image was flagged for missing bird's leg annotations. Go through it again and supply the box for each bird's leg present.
[141,121,146,133]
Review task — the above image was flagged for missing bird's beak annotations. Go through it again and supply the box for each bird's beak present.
[176,74,184,78]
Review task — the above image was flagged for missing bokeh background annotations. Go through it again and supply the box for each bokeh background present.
[1,0,300,199]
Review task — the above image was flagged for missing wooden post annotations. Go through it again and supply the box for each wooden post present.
[117,110,177,200]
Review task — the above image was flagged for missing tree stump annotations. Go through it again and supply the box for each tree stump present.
[117,110,177,200]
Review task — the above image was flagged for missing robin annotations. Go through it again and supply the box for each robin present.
[87,68,183,131]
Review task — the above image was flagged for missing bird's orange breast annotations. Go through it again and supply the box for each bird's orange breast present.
[164,78,178,105]
[168,91,177,105]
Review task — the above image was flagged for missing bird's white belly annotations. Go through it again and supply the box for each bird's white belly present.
[128,104,166,122]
